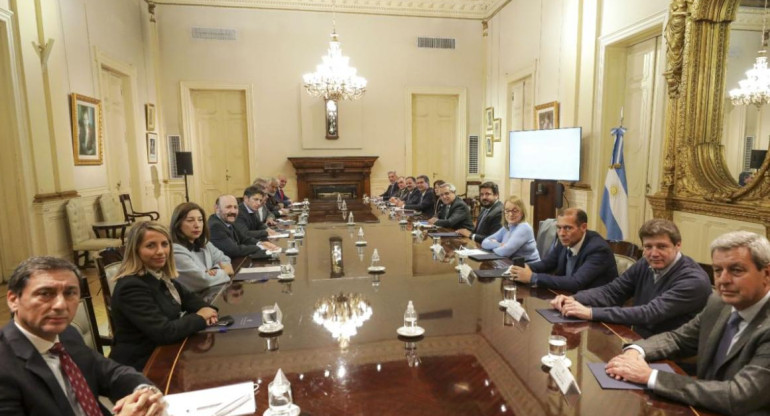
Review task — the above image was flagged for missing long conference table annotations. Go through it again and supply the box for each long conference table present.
[144,200,720,416]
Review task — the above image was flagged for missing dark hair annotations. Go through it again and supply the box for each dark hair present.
[434,180,445,189]
[557,208,588,225]
[170,202,209,251]
[8,256,82,296]
[406,176,416,183]
[638,219,682,245]
[417,175,430,186]
[243,186,265,199]
[479,181,499,195]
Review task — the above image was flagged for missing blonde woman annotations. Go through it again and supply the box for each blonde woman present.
[481,196,540,263]
[109,221,218,371]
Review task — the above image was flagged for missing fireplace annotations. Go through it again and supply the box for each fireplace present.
[288,157,378,201]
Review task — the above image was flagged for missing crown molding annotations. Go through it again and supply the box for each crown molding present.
[150,0,510,20]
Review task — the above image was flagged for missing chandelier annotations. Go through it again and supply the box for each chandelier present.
[302,29,366,101]
[730,0,770,107]
[312,292,372,349]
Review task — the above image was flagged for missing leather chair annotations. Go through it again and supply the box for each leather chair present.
[536,218,558,259]
[66,198,123,268]
[119,194,160,223]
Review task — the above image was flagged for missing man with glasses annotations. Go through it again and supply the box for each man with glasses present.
[397,175,435,213]
[427,183,474,231]
[510,208,617,292]
[550,218,711,337]
[457,181,503,243]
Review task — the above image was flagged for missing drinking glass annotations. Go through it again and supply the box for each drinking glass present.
[262,306,279,328]
[502,279,517,301]
[548,335,567,362]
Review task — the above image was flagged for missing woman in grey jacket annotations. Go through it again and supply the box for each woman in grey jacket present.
[170,202,233,291]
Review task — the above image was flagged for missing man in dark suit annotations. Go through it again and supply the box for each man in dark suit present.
[511,208,617,292]
[550,219,712,337]
[380,170,399,199]
[457,181,503,243]
[396,175,435,213]
[605,231,770,415]
[1,256,164,416]
[209,194,276,259]
[274,174,291,207]
[428,182,474,231]
[389,177,407,202]
[235,186,276,241]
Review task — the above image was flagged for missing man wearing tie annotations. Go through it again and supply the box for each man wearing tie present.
[209,195,276,259]
[428,183,474,231]
[397,175,435,212]
[510,208,617,292]
[604,231,770,415]
[235,186,276,240]
[457,181,502,243]
[1,256,165,415]
[380,171,399,199]
[550,219,712,337]
[274,174,291,207]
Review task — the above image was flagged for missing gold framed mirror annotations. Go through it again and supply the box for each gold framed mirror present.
[649,0,770,235]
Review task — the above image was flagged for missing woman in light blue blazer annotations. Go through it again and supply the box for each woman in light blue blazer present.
[481,195,540,263]
[170,202,233,291]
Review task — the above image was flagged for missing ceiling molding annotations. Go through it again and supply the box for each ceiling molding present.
[151,0,511,20]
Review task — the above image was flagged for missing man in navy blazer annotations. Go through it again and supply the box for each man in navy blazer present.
[1,256,164,416]
[511,208,617,292]
[396,175,435,213]
[457,181,503,243]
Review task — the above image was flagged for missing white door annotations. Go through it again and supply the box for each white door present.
[622,37,661,240]
[190,90,250,206]
[101,68,136,194]
[508,77,534,203]
[412,94,459,185]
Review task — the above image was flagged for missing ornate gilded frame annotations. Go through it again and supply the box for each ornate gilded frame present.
[649,0,770,235]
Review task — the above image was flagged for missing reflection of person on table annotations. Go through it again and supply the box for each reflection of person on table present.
[480,195,539,262]
[109,221,219,371]
[605,231,770,415]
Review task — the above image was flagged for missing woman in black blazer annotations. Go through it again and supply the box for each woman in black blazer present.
[109,221,218,371]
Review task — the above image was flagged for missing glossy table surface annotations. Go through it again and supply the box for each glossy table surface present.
[145,202,720,416]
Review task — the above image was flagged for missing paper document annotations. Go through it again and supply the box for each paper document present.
[456,248,490,256]
[267,233,290,239]
[165,381,255,416]
[240,266,281,273]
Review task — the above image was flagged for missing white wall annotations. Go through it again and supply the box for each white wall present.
[156,6,483,195]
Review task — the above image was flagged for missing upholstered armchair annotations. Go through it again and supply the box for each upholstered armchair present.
[66,197,122,267]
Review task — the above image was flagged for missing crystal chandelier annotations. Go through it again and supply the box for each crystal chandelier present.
[302,20,366,101]
[312,292,372,349]
[730,0,770,107]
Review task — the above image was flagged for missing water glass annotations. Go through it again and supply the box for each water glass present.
[262,306,279,328]
[548,335,567,362]
[288,240,297,250]
[502,279,517,301]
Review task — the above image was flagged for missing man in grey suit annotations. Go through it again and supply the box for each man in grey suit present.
[428,182,473,231]
[605,231,770,415]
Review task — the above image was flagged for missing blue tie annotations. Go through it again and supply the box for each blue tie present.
[706,311,742,379]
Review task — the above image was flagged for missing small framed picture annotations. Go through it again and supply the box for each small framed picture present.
[145,103,156,131]
[485,134,494,157]
[493,118,502,142]
[70,93,103,165]
[146,132,158,164]
[485,107,495,132]
[534,101,559,130]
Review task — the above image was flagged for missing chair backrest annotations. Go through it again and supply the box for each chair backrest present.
[71,299,100,352]
[118,194,134,222]
[614,254,637,275]
[536,218,558,258]
[65,198,90,245]
[96,253,122,335]
[607,240,643,260]
[98,192,123,223]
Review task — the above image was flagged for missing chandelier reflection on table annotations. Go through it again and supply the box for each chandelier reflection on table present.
[313,292,372,349]
[730,0,770,107]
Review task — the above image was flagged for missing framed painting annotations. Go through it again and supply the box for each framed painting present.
[70,93,103,165]
[146,103,156,131]
[534,101,559,130]
[485,134,494,157]
[493,118,502,142]
[147,132,159,164]
[485,107,495,132]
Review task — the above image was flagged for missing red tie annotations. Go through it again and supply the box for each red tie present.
[49,342,102,416]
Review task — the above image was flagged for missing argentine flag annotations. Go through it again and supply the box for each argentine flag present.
[600,127,628,240]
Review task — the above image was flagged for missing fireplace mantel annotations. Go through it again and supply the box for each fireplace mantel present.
[288,156,378,201]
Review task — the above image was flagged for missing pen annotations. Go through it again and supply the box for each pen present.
[212,393,251,416]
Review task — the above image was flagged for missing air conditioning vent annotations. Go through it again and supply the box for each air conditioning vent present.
[167,135,183,179]
[468,135,479,174]
[417,37,455,49]
[191,27,237,41]
[743,136,755,171]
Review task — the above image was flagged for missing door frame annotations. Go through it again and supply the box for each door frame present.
[180,82,256,205]
[95,48,142,201]
[404,87,467,188]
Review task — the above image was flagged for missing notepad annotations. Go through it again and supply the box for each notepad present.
[473,268,510,278]
[587,362,675,390]
[165,382,255,415]
[468,253,506,261]
[233,266,281,281]
[201,312,262,333]
[536,308,587,323]
[427,232,461,238]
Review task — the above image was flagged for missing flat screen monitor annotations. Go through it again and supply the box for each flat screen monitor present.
[508,127,581,181]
